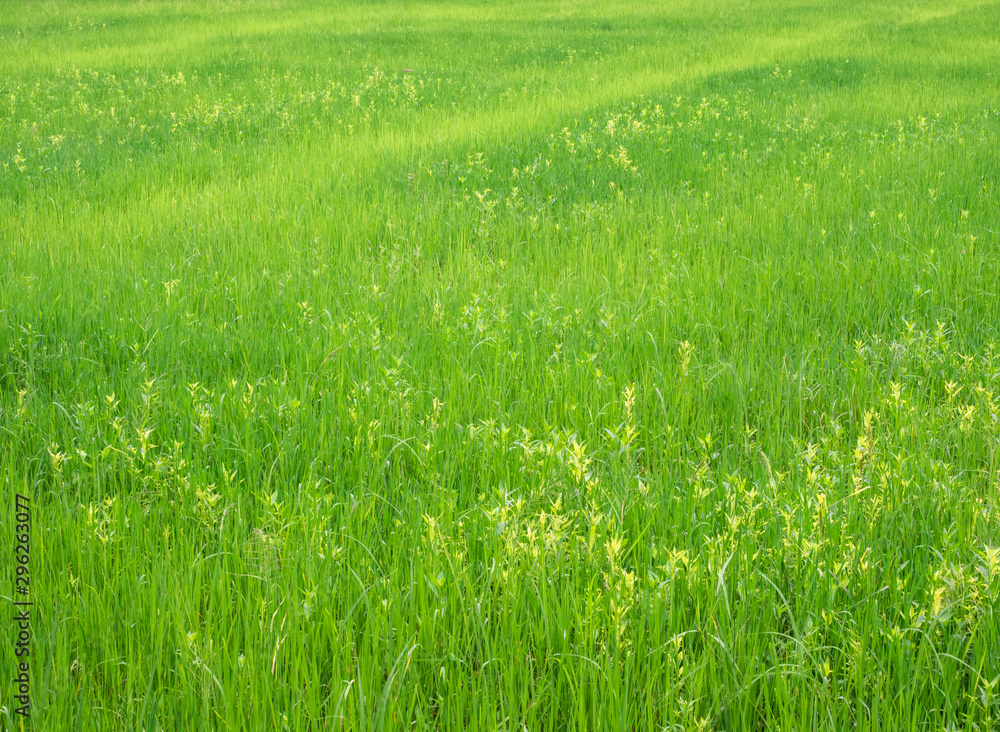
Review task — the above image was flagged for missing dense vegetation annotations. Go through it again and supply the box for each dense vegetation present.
[2,0,999,728]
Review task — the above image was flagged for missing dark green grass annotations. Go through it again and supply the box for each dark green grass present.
[2,0,1000,729]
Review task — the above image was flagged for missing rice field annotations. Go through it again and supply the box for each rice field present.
[2,0,999,729]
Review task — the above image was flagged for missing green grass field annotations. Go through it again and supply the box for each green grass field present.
[2,0,1000,728]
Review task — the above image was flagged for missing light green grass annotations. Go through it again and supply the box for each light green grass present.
[2,0,999,729]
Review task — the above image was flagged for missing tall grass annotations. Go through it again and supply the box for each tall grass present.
[2,0,999,729]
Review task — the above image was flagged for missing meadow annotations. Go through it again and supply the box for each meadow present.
[1,0,999,729]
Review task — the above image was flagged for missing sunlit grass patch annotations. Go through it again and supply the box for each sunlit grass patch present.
[2,0,1000,729]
